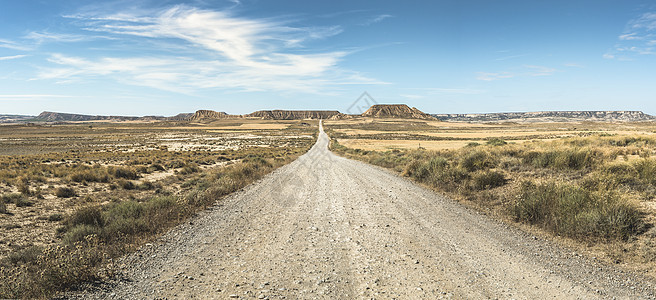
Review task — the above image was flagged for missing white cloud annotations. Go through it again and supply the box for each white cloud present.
[563,62,584,68]
[0,55,27,61]
[418,88,485,95]
[36,5,383,93]
[606,11,656,59]
[476,72,514,81]
[476,65,556,81]
[0,94,72,100]
[494,53,529,61]
[524,65,556,76]
[24,31,108,44]
[361,14,393,26]
[400,94,423,99]
[0,39,30,51]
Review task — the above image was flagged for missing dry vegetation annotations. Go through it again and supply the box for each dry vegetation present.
[328,118,656,279]
[0,120,315,299]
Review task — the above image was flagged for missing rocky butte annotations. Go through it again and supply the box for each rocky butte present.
[361,104,436,120]
[245,110,346,120]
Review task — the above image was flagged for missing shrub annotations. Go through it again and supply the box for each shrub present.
[513,181,643,240]
[634,159,656,185]
[66,206,104,228]
[48,213,64,222]
[109,167,138,180]
[70,170,110,183]
[471,170,506,190]
[460,150,495,172]
[0,201,6,214]
[17,182,31,195]
[523,149,597,170]
[486,138,507,146]
[117,180,136,190]
[179,164,200,175]
[55,187,76,198]
[63,224,101,245]
[1,193,33,207]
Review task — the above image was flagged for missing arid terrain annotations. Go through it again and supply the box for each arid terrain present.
[65,122,656,299]
[0,119,317,298]
[3,107,656,298]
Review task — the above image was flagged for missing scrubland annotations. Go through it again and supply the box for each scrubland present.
[0,120,315,298]
[328,119,656,279]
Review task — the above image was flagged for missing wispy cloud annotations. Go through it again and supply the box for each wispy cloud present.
[605,11,656,59]
[24,31,109,44]
[35,5,383,94]
[414,87,485,95]
[494,53,529,61]
[360,14,393,26]
[0,94,73,100]
[477,65,557,81]
[524,65,556,76]
[476,72,514,81]
[563,62,584,68]
[0,55,28,61]
[400,94,423,99]
[0,39,30,51]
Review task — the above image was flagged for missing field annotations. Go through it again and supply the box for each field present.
[0,119,316,298]
[327,117,656,278]
[326,117,656,151]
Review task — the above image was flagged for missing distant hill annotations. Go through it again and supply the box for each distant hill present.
[246,110,345,120]
[32,111,194,122]
[361,104,436,120]
[0,114,36,123]
[189,110,243,121]
[433,111,656,123]
[36,111,141,122]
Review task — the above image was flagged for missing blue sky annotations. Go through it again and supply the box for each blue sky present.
[1,0,655,116]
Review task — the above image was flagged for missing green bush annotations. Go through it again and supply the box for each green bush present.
[513,181,643,240]
[63,224,101,245]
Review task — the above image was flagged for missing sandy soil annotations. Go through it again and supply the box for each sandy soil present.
[70,123,656,299]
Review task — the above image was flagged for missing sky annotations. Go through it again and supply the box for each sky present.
[1,0,656,116]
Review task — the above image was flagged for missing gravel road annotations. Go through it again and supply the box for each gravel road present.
[73,122,656,299]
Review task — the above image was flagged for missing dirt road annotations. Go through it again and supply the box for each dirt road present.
[76,122,655,299]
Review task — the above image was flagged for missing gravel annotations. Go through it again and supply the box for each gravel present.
[67,122,656,299]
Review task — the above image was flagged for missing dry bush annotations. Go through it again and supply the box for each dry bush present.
[514,181,644,240]
[55,187,76,198]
